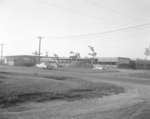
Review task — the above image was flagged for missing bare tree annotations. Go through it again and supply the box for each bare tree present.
[69,51,80,61]
[88,45,97,65]
[53,53,60,66]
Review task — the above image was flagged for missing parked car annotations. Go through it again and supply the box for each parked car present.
[36,63,47,69]
[93,65,104,70]
[36,62,58,70]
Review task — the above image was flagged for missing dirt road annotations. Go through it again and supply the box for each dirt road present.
[1,69,150,119]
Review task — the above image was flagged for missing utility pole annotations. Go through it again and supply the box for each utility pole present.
[45,51,48,57]
[37,36,44,63]
[0,44,4,64]
[144,46,150,60]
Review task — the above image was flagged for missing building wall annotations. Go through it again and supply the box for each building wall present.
[134,59,150,69]
[41,57,92,65]
[5,55,38,66]
[117,57,131,68]
[5,55,150,69]
[96,57,131,69]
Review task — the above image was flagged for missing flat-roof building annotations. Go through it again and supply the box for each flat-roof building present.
[4,55,150,69]
[96,57,131,68]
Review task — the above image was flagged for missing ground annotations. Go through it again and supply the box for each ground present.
[0,66,150,119]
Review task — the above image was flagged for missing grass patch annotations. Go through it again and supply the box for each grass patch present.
[0,66,124,108]
[130,73,150,79]
[0,83,124,108]
[0,75,7,79]
[0,71,11,75]
[0,71,72,81]
[43,75,72,80]
[132,107,150,119]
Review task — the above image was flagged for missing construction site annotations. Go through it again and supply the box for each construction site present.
[1,0,150,119]
[3,55,150,70]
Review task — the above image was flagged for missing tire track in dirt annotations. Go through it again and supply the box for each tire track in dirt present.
[1,70,150,119]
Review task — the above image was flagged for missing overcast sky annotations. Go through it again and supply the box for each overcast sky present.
[0,0,150,58]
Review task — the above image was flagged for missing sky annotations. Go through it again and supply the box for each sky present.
[0,0,150,58]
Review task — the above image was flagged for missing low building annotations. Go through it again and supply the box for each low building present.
[96,57,131,68]
[5,55,150,70]
[41,57,93,66]
[133,59,150,69]
[4,55,38,66]
[4,55,92,67]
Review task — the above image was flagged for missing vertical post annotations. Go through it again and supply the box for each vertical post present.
[0,44,4,64]
[45,51,48,57]
[37,36,43,63]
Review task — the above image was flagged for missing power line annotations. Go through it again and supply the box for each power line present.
[49,22,150,39]
[40,1,150,40]
[41,1,150,40]
[44,0,136,25]
[88,0,136,22]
